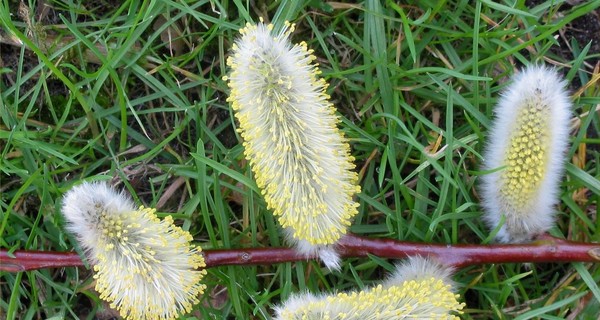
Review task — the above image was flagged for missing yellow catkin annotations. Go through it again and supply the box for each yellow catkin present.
[225,21,360,258]
[275,257,465,319]
[62,183,207,320]
[278,280,464,320]
[480,65,571,242]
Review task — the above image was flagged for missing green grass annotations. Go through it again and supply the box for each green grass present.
[2,0,600,318]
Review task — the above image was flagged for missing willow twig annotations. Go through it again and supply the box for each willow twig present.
[1,234,599,272]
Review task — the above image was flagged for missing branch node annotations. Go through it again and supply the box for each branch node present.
[588,248,600,261]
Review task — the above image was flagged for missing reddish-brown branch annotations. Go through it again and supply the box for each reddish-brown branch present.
[0,250,85,272]
[2,234,600,272]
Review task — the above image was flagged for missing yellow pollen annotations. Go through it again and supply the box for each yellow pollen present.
[499,101,549,211]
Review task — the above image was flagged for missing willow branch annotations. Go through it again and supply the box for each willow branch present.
[2,234,600,272]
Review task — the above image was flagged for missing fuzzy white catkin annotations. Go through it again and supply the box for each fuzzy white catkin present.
[274,257,464,319]
[224,21,361,270]
[480,65,571,243]
[61,182,207,320]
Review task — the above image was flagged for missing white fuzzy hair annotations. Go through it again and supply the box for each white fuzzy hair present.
[384,256,456,289]
[61,181,134,259]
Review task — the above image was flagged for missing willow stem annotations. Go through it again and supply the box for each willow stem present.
[2,234,599,272]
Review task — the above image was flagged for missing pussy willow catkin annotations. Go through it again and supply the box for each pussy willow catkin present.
[274,257,464,319]
[62,182,206,320]
[480,65,571,242]
[224,21,361,269]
